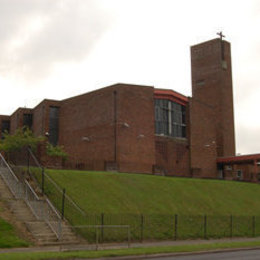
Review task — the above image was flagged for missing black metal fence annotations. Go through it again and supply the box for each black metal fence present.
[70,213,260,242]
[12,165,260,242]
[8,149,260,243]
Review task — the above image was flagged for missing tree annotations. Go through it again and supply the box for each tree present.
[0,127,43,153]
[0,127,68,162]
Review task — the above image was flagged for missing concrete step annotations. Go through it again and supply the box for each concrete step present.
[26,221,58,244]
[0,177,14,199]
[8,200,36,221]
[1,168,82,245]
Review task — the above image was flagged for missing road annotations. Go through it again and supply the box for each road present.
[145,249,260,260]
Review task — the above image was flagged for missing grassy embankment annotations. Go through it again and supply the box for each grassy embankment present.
[30,169,260,241]
[0,207,29,248]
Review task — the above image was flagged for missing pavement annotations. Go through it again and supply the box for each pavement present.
[0,236,260,254]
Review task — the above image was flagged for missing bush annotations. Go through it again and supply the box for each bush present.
[46,143,68,160]
[0,127,43,153]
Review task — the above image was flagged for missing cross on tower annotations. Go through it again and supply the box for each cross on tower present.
[217,31,225,41]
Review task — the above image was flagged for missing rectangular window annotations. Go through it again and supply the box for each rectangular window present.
[1,120,10,139]
[49,106,59,146]
[23,114,33,129]
[237,170,243,180]
[155,99,186,138]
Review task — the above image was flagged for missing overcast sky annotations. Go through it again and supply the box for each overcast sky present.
[0,0,260,155]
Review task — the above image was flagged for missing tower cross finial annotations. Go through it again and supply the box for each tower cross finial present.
[217,31,225,41]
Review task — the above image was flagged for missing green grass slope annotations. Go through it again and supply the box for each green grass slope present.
[45,169,260,216]
[0,213,29,248]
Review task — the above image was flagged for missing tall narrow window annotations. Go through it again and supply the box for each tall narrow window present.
[155,99,169,136]
[155,99,186,138]
[49,106,59,146]
[1,120,10,139]
[23,114,33,129]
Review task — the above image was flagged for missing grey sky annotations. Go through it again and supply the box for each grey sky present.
[0,0,260,155]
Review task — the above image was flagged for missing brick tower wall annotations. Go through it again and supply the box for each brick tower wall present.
[190,38,235,178]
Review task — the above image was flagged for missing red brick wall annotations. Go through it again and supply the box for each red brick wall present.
[222,163,260,183]
[10,108,33,134]
[154,136,190,176]
[33,101,46,137]
[190,38,235,178]
[59,84,155,173]
[59,86,116,170]
[116,85,155,174]
[32,99,60,137]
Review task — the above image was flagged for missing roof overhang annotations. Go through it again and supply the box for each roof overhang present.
[154,89,188,106]
[217,154,260,164]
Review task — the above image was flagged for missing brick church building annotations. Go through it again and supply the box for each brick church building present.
[1,37,260,182]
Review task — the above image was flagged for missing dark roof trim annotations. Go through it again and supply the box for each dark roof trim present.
[217,153,260,164]
[154,89,188,106]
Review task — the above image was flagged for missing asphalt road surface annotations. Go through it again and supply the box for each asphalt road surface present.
[145,249,260,259]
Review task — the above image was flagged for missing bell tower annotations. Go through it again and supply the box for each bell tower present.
[190,34,235,177]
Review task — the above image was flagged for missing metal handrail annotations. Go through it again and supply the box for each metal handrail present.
[24,181,42,220]
[0,153,19,182]
[28,148,42,168]
[0,153,22,198]
[46,198,61,219]
[44,173,87,217]
[28,147,87,217]
[45,198,62,239]
[0,153,63,240]
[25,180,40,200]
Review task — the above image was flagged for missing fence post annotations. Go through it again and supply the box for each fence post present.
[96,226,99,251]
[127,226,131,248]
[25,183,28,201]
[140,214,144,242]
[61,188,66,220]
[101,213,104,243]
[253,216,256,237]
[58,218,62,240]
[174,214,178,240]
[27,148,30,175]
[230,215,233,238]
[41,167,45,195]
[204,215,207,239]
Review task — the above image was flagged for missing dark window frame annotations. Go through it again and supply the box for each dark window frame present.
[23,113,33,129]
[155,99,186,138]
[1,120,10,139]
[49,106,59,146]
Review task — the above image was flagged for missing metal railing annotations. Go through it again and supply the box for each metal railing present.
[24,179,42,219]
[27,148,87,221]
[0,153,24,199]
[0,152,62,240]
[72,225,131,249]
[45,198,62,239]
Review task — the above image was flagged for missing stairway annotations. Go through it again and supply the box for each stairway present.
[0,170,80,245]
[0,176,13,199]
